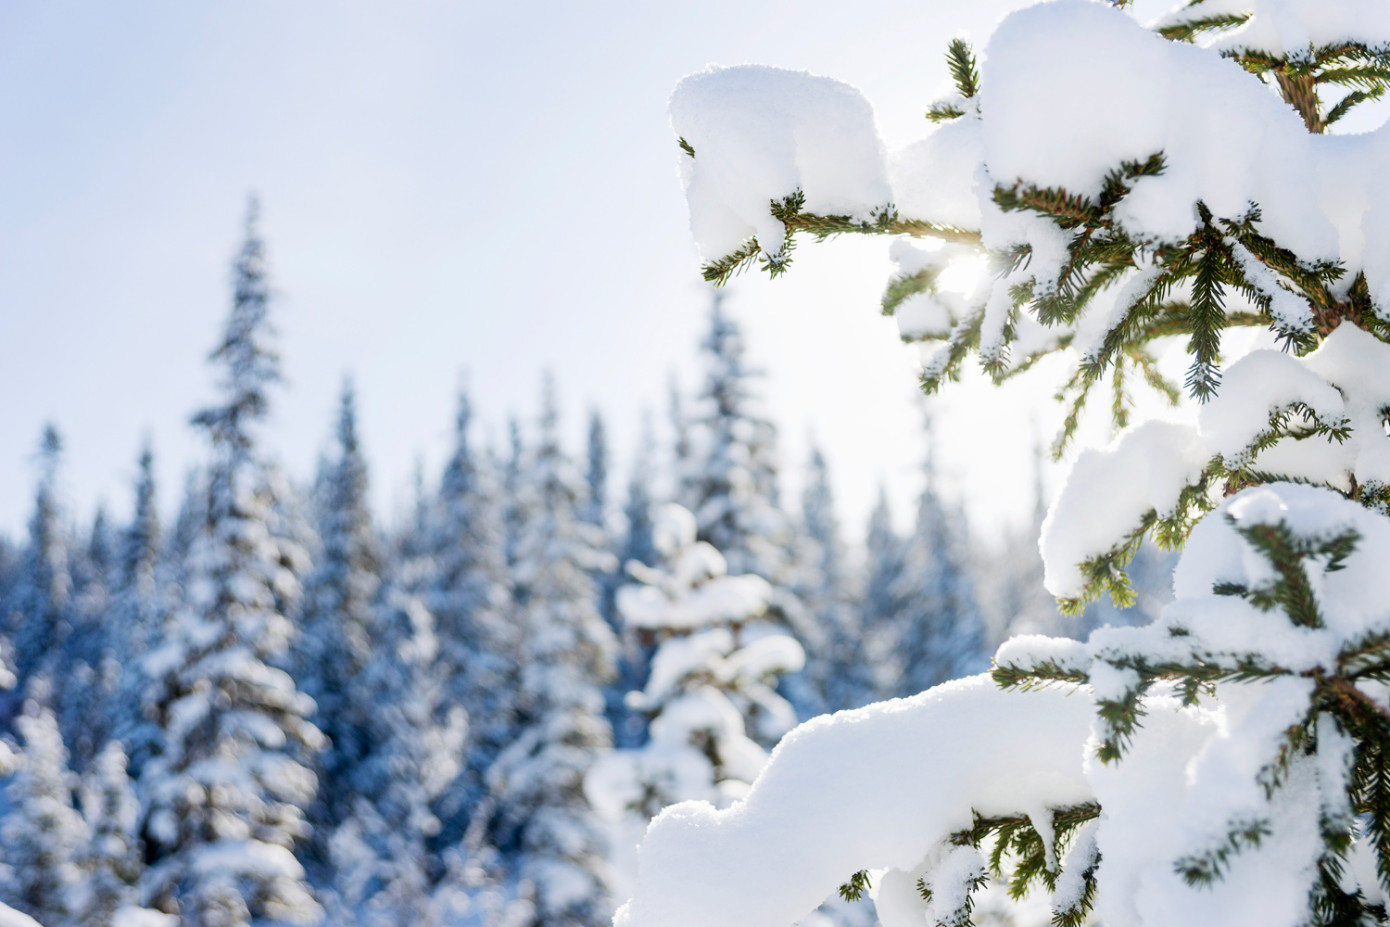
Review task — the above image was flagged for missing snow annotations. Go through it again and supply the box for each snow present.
[984,2,1330,258]
[670,65,892,261]
[1083,693,1325,927]
[0,905,41,927]
[890,119,983,230]
[614,675,1095,927]
[111,907,177,927]
[1197,349,1347,464]
[1040,420,1208,599]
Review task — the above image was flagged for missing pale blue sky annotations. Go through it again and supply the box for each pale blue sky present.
[0,1,1056,543]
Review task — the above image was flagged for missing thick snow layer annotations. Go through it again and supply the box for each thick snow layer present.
[1086,694,1326,927]
[983,2,1330,256]
[0,905,41,927]
[1041,420,1208,599]
[1198,349,1347,463]
[980,1,1390,309]
[1197,324,1390,488]
[670,65,892,261]
[1176,482,1390,635]
[613,675,1095,927]
[890,119,983,230]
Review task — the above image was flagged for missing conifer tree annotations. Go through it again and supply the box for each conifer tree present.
[667,374,697,513]
[619,7,1390,926]
[8,424,72,684]
[794,444,875,711]
[859,485,907,701]
[620,416,660,575]
[120,442,162,658]
[477,374,618,927]
[77,740,146,927]
[687,295,789,581]
[164,468,204,570]
[140,199,323,926]
[888,441,987,697]
[55,501,121,773]
[587,503,802,896]
[685,295,821,714]
[2,700,87,926]
[113,443,164,776]
[298,378,382,840]
[429,387,517,846]
[613,415,661,748]
[79,507,115,604]
[501,416,529,570]
[327,592,465,927]
[584,409,610,529]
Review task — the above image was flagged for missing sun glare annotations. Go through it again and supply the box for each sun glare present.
[935,253,990,296]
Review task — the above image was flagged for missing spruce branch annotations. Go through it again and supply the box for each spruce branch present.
[1157,13,1251,43]
[838,869,872,902]
[1175,818,1272,885]
[946,39,981,99]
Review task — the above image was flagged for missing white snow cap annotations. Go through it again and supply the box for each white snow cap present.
[1041,420,1208,600]
[670,64,892,261]
[614,675,1094,927]
[651,502,697,557]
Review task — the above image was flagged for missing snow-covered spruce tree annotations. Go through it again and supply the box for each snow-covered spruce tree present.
[475,374,618,927]
[793,444,875,712]
[77,740,170,927]
[685,294,824,715]
[139,199,323,926]
[887,438,988,698]
[55,514,121,775]
[613,415,661,748]
[584,409,611,530]
[114,444,169,786]
[7,424,72,686]
[617,5,1390,927]
[326,591,466,927]
[586,503,802,898]
[667,374,698,513]
[501,415,530,570]
[114,444,162,694]
[2,700,86,927]
[428,386,517,848]
[297,378,382,844]
[687,294,789,582]
[859,485,908,702]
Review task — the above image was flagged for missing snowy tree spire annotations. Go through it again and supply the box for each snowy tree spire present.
[298,377,382,837]
[795,442,874,711]
[689,295,784,572]
[621,413,659,573]
[141,200,323,927]
[429,384,517,847]
[10,424,72,681]
[890,450,986,697]
[122,441,161,594]
[584,408,610,528]
[191,196,279,471]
